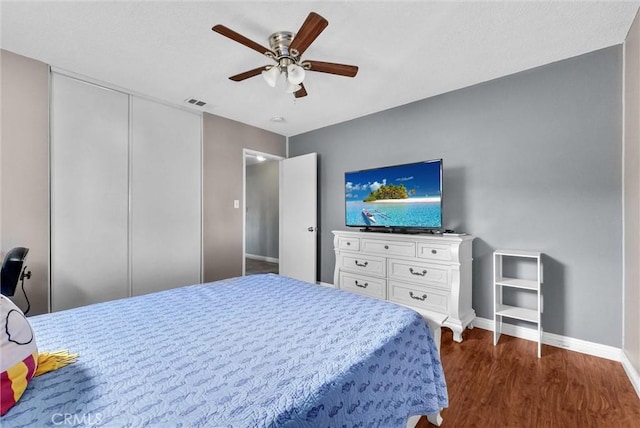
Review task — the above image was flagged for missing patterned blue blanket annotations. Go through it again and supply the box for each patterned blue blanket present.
[3,274,447,427]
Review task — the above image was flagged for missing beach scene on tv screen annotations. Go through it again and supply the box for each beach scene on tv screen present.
[345,161,442,228]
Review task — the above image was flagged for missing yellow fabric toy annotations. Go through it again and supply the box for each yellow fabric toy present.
[0,295,77,416]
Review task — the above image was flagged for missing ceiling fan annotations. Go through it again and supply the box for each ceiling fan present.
[212,12,359,98]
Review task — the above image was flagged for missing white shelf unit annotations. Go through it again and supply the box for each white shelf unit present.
[493,249,544,357]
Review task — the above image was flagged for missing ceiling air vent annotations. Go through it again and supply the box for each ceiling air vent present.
[185,98,207,107]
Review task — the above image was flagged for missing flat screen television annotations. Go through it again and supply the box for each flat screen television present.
[345,159,442,231]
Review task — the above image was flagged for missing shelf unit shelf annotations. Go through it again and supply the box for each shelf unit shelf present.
[493,249,544,357]
[495,304,539,323]
[495,277,539,290]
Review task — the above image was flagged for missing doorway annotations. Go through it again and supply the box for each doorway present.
[243,149,284,276]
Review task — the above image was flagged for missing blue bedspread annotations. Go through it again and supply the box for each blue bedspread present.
[3,274,447,427]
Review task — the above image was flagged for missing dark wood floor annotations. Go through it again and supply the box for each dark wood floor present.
[417,327,640,427]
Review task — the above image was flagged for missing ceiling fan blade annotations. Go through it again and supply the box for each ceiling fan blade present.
[229,66,268,82]
[294,84,308,98]
[212,24,274,56]
[289,12,328,56]
[305,60,359,77]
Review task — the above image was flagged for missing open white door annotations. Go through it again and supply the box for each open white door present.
[279,153,317,283]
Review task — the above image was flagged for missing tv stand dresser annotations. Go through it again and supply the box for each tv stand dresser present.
[333,230,475,342]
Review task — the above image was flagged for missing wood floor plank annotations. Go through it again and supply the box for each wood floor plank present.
[417,328,640,427]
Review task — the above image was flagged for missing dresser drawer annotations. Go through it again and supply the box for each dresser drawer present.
[417,242,452,262]
[338,236,360,251]
[388,280,448,313]
[340,272,386,299]
[333,230,475,344]
[339,253,386,276]
[361,239,416,258]
[387,258,449,288]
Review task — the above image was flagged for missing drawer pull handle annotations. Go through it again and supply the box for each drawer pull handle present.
[409,267,427,276]
[431,249,437,254]
[409,292,428,301]
[355,280,368,288]
[384,245,389,249]
[355,260,369,267]
[347,242,351,246]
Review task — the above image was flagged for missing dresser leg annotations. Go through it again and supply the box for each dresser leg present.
[445,312,475,343]
[445,320,465,342]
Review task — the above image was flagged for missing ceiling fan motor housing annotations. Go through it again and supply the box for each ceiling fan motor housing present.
[268,31,297,59]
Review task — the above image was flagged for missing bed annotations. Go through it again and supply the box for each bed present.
[3,274,447,427]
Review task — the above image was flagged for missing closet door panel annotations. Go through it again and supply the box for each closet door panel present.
[130,97,202,295]
[51,74,130,311]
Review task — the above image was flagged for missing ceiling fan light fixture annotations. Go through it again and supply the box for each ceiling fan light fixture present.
[285,82,302,94]
[262,65,280,87]
[287,64,306,85]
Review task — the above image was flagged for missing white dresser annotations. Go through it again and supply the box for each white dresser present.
[333,230,475,342]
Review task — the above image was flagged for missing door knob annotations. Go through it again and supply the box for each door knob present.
[307,227,316,232]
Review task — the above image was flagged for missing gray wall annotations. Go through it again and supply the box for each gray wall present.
[290,46,623,347]
[203,113,286,281]
[1,50,50,315]
[624,11,640,380]
[246,161,279,260]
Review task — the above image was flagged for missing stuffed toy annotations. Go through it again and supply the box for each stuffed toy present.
[0,295,77,416]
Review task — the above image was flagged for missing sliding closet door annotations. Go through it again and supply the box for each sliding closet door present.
[51,74,130,311]
[130,97,202,295]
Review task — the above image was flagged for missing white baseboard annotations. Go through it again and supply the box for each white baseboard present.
[475,317,640,400]
[621,351,640,398]
[245,254,279,264]
[318,281,336,289]
[473,317,622,361]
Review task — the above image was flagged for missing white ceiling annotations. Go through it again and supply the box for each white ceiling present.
[2,1,638,137]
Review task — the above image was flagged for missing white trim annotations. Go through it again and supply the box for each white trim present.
[242,148,284,277]
[473,317,622,361]
[199,114,204,284]
[621,26,627,368]
[47,66,53,313]
[318,281,336,289]
[621,350,640,398]
[127,92,133,298]
[242,150,247,276]
[620,30,640,401]
[245,253,279,264]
